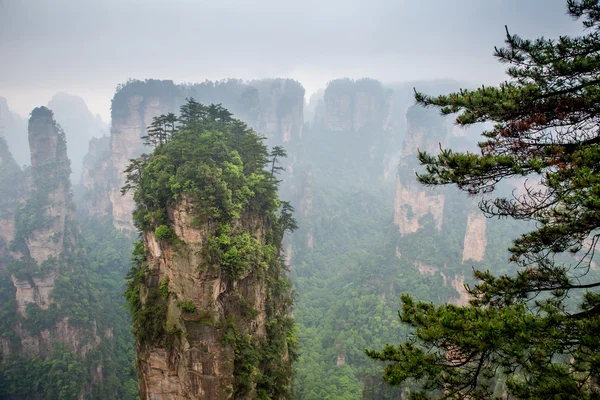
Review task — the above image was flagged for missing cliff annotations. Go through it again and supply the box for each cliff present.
[251,79,305,143]
[20,107,72,264]
[393,105,448,235]
[322,78,391,133]
[462,211,487,262]
[0,107,106,398]
[136,199,281,399]
[126,101,295,399]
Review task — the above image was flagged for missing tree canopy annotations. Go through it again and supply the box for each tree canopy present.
[367,1,600,398]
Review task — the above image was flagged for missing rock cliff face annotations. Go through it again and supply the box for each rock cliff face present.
[251,79,305,143]
[394,175,445,235]
[138,199,246,398]
[22,108,71,264]
[124,106,295,399]
[135,199,292,399]
[322,78,391,133]
[393,105,448,235]
[462,212,487,262]
[0,107,104,397]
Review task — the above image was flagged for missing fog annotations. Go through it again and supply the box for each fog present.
[2,2,598,398]
[0,0,583,121]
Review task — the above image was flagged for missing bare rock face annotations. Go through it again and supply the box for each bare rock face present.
[447,274,470,306]
[393,105,448,235]
[462,212,487,262]
[252,79,305,143]
[299,168,313,217]
[323,78,391,133]
[394,175,445,235]
[11,273,55,314]
[135,197,289,399]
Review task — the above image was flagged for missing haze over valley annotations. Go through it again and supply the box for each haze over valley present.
[1,1,599,399]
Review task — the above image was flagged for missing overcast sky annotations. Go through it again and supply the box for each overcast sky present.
[0,0,586,121]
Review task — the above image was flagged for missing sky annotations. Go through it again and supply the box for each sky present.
[0,0,586,121]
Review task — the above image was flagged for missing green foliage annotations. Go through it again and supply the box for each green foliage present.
[125,258,169,346]
[79,219,138,399]
[369,2,600,398]
[177,300,197,314]
[122,100,279,232]
[154,225,177,243]
[205,226,267,279]
[159,276,170,298]
[290,176,451,400]
[0,347,87,400]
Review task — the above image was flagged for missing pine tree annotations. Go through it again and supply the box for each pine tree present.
[270,146,287,176]
[366,1,600,398]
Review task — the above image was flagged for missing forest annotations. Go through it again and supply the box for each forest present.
[2,0,600,399]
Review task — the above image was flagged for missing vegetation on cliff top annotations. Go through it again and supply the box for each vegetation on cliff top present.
[123,98,297,398]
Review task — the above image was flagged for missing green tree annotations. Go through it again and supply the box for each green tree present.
[367,1,600,398]
[270,145,287,175]
[142,113,178,147]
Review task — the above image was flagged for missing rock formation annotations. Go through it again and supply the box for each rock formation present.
[322,78,391,133]
[462,211,487,262]
[394,175,445,235]
[0,137,24,265]
[393,105,448,235]
[125,105,295,399]
[21,107,72,264]
[135,198,287,399]
[251,79,305,143]
[0,107,105,398]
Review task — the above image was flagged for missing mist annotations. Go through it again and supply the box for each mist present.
[0,1,597,399]
[0,0,583,120]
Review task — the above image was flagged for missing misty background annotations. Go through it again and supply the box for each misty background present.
[0,0,584,122]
